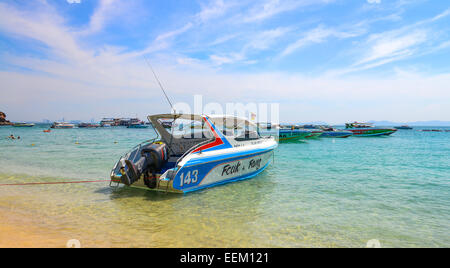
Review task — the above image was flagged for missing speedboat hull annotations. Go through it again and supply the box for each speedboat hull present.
[171,147,274,193]
[112,142,276,194]
[305,131,323,139]
[13,123,35,127]
[320,131,353,138]
[51,122,75,129]
[394,126,413,130]
[278,129,310,141]
[347,128,397,136]
[127,124,149,128]
[278,129,322,141]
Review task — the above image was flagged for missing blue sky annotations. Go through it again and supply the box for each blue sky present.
[0,0,449,123]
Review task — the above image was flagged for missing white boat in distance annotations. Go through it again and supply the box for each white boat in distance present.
[110,114,278,193]
[51,122,75,129]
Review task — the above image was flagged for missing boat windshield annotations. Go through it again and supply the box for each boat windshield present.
[346,122,373,128]
[212,117,260,141]
[158,117,214,140]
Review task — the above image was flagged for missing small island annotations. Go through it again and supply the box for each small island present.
[0,111,13,126]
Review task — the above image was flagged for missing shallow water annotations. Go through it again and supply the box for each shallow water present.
[0,125,449,247]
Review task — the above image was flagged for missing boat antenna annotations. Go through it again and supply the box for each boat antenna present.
[144,57,176,113]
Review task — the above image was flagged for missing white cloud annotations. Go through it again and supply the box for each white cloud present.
[196,0,229,22]
[209,53,245,65]
[67,0,81,4]
[246,27,291,50]
[155,23,193,42]
[367,0,381,4]
[280,25,362,57]
[83,0,116,34]
[238,0,335,23]
[357,30,428,65]
[327,9,450,75]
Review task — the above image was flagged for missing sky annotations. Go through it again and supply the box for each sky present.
[0,0,449,124]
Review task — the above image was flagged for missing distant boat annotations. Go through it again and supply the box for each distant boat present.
[319,126,353,138]
[78,123,100,128]
[51,122,75,129]
[345,122,397,137]
[100,118,116,127]
[394,125,413,130]
[13,123,35,127]
[127,123,148,129]
[300,124,353,138]
[302,124,317,129]
[278,128,322,141]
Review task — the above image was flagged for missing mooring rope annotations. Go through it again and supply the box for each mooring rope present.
[0,179,118,187]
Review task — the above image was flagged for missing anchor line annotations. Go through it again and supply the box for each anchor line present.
[0,179,118,187]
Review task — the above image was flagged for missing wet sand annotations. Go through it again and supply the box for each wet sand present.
[0,211,69,248]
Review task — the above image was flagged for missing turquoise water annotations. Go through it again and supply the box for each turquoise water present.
[0,124,449,247]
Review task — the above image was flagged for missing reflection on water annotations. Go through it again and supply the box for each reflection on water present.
[0,125,449,247]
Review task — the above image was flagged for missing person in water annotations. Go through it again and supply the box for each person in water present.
[9,134,15,139]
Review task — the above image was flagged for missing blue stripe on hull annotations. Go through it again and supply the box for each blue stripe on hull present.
[320,132,352,138]
[173,149,274,190]
[353,131,396,137]
[185,146,277,166]
[182,161,271,193]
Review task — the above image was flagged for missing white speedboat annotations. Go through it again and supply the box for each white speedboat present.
[51,122,75,129]
[13,122,35,127]
[110,114,277,193]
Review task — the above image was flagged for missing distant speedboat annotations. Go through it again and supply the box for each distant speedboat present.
[110,114,277,193]
[303,130,323,139]
[78,123,100,128]
[394,125,413,130]
[278,128,322,141]
[51,122,75,129]
[13,123,35,127]
[319,126,353,138]
[299,125,353,138]
[127,123,149,128]
[345,122,397,136]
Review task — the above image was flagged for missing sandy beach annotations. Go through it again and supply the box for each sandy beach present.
[0,210,68,248]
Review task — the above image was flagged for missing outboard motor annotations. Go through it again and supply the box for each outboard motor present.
[121,142,169,187]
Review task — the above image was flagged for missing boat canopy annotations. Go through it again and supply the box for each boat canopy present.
[148,114,256,129]
[208,114,257,129]
[147,114,213,155]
